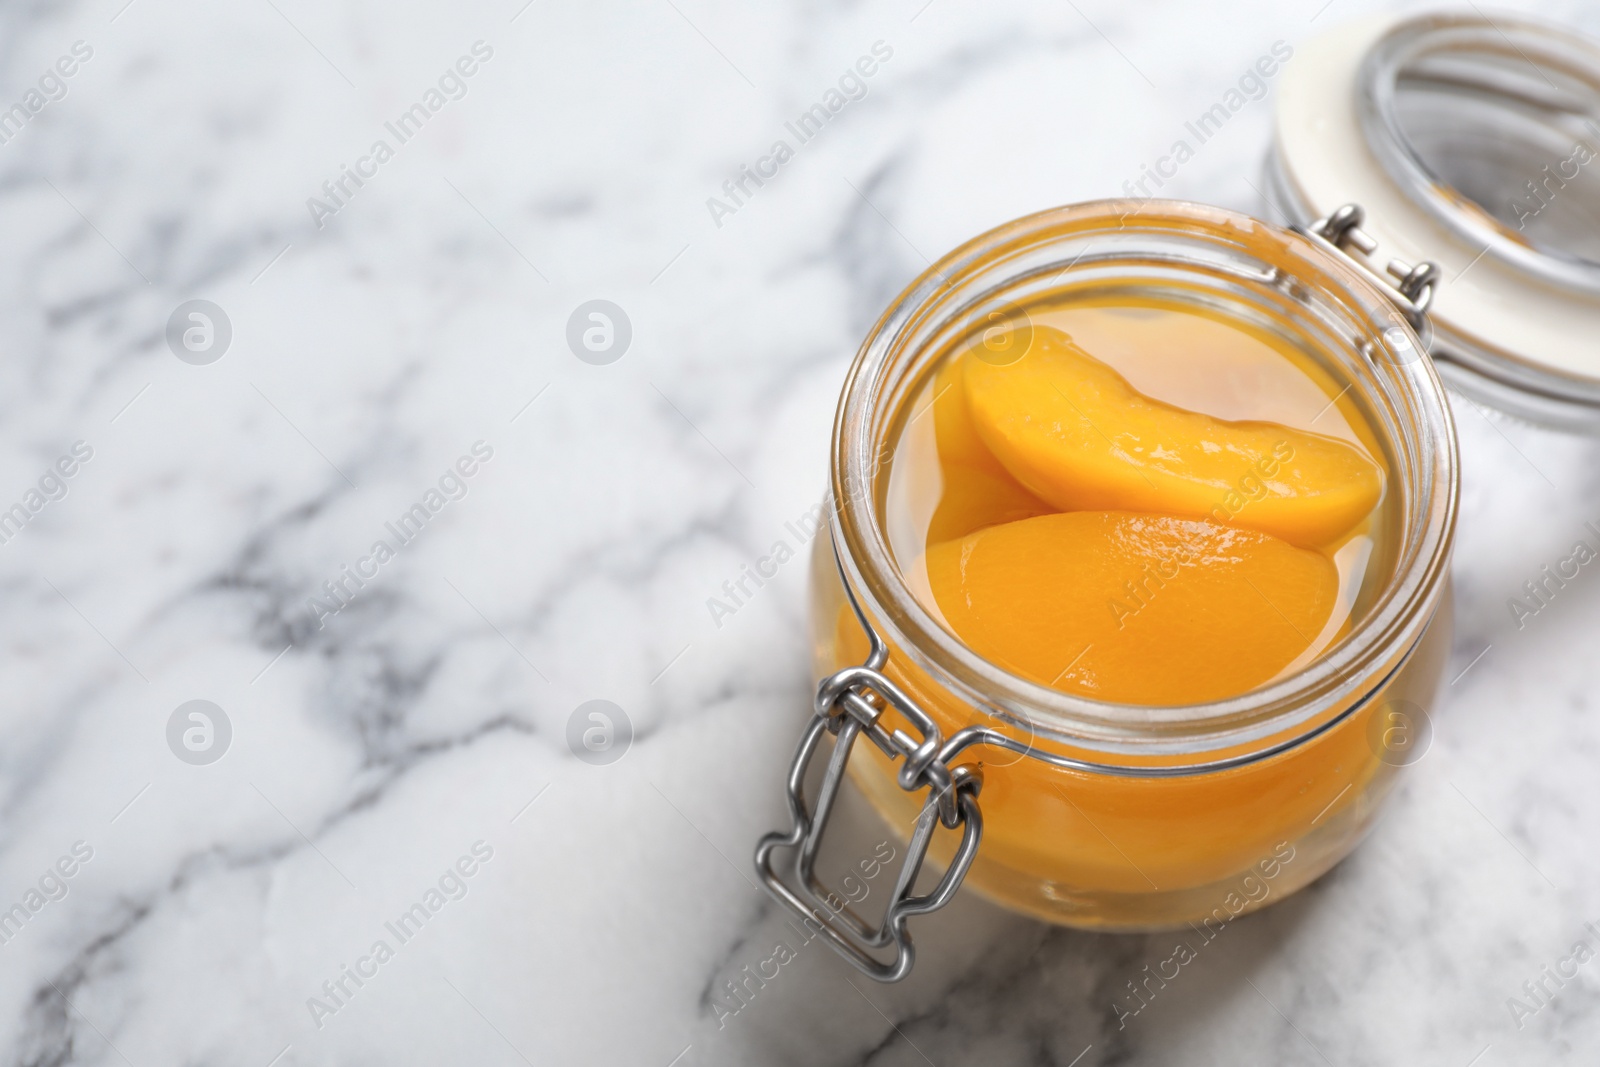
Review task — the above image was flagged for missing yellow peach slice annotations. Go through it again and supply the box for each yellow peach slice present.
[924,512,1339,705]
[961,326,1383,547]
[931,350,1002,472]
[923,351,1053,543]
[925,463,1052,545]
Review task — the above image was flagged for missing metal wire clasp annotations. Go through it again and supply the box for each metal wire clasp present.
[1297,203,1441,331]
[753,548,983,983]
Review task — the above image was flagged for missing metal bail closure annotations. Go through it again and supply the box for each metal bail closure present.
[1296,203,1440,336]
[753,545,983,983]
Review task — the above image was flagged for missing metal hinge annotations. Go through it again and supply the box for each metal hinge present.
[1297,203,1441,331]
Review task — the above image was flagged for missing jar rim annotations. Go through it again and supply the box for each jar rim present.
[829,199,1459,758]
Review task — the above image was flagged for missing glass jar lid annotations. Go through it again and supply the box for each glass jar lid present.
[1269,10,1600,430]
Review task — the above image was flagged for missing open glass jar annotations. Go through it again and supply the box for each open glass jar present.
[756,8,1595,983]
[757,199,1457,980]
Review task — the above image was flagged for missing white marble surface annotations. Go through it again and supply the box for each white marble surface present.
[3,0,1600,1064]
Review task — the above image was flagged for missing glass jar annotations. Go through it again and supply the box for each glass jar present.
[757,8,1599,984]
[757,198,1457,979]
